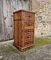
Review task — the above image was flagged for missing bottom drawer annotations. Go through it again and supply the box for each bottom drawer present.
[24,40,33,46]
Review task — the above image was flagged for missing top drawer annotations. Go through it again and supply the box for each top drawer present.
[22,12,35,20]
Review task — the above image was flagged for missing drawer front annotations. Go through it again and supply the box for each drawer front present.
[22,29,34,46]
[22,20,34,27]
[22,12,35,20]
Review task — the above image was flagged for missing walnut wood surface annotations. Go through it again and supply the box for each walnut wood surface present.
[13,10,35,51]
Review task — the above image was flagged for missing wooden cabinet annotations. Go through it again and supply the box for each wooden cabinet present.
[13,10,35,51]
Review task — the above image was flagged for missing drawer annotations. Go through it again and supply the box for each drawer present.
[24,40,33,46]
[22,29,34,33]
[22,20,34,27]
[22,12,35,20]
[22,20,34,29]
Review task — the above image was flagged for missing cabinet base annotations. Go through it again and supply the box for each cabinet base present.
[13,43,34,52]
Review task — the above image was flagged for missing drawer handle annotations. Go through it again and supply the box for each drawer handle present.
[28,15,31,17]
[27,36,29,38]
[26,42,29,44]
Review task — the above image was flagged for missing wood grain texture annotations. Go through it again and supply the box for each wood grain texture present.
[13,10,35,51]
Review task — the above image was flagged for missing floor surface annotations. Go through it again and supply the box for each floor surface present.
[0,40,51,60]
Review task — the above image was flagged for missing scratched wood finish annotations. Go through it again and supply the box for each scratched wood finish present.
[13,10,35,51]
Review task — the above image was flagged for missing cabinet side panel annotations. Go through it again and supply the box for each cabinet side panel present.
[14,21,19,45]
[18,20,23,47]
